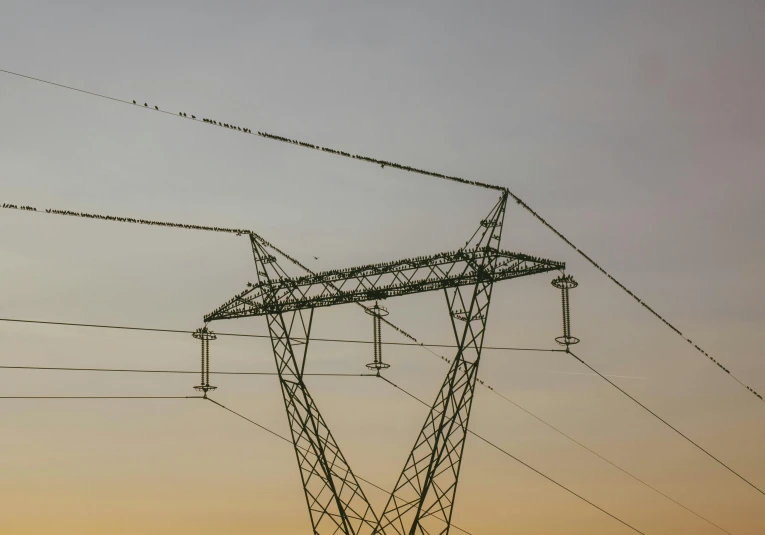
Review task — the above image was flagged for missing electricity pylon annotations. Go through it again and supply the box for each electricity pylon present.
[205,193,564,534]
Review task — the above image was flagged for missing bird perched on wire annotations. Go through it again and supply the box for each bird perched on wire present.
[132,100,136,104]
[144,103,148,107]
[154,106,159,110]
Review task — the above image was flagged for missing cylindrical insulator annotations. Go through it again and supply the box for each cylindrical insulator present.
[200,338,205,385]
[365,302,391,373]
[551,275,580,347]
[561,288,570,338]
[193,327,218,394]
[372,315,378,364]
[375,315,382,364]
[205,339,210,386]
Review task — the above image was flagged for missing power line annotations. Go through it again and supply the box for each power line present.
[2,68,760,526]
[4,392,475,531]
[0,346,744,529]
[4,363,631,379]
[0,69,501,193]
[10,310,686,525]
[0,395,203,399]
[0,261,744,529]
[379,376,646,535]
[206,397,294,443]
[477,376,734,534]
[2,68,758,405]
[567,349,765,498]
[0,316,560,353]
[0,364,376,377]
[0,364,735,530]
[1,203,249,235]
[204,396,474,535]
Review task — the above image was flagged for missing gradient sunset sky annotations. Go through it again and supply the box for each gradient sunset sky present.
[1,1,764,534]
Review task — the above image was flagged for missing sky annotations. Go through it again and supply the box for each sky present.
[1,1,764,534]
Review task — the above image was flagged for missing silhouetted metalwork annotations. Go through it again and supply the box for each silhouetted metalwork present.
[366,302,390,374]
[247,236,380,534]
[5,68,761,405]
[192,327,217,396]
[373,194,506,535]
[204,249,563,323]
[204,192,563,534]
[551,275,579,347]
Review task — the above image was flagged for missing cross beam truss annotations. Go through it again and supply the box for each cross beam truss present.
[205,193,564,534]
[204,251,563,322]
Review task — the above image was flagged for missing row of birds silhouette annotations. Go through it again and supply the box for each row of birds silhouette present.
[45,207,253,236]
[131,100,253,133]
[2,203,35,211]
[128,99,505,191]
[133,100,160,111]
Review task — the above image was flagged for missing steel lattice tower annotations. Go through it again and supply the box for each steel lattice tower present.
[204,193,564,534]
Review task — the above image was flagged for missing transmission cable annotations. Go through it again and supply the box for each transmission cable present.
[0,364,375,377]
[0,316,558,353]
[0,67,755,524]
[204,396,474,535]
[1,68,758,405]
[566,349,765,498]
[379,376,645,535]
[484,382,733,534]
[0,395,202,399]
[0,213,746,526]
[0,202,752,525]
[0,360,739,530]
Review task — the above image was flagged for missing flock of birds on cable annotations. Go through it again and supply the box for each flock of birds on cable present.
[130,99,501,180]
[6,198,741,397]
[2,203,35,211]
[1,202,252,235]
[41,208,253,235]
[5,98,750,405]
[2,209,509,393]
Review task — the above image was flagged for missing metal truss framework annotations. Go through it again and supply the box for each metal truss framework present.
[205,193,564,535]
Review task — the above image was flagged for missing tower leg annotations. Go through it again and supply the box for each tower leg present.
[375,193,507,535]
[374,281,493,535]
[268,309,379,535]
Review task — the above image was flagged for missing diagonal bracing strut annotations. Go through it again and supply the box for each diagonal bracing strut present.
[373,194,506,535]
[251,237,381,534]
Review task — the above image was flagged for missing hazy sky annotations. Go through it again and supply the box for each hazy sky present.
[1,1,764,534]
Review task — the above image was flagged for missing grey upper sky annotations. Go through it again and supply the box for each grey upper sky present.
[1,1,764,534]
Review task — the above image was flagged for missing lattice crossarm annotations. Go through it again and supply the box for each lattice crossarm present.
[204,251,563,321]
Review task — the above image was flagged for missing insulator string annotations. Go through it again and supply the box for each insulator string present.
[205,339,210,386]
[200,338,205,385]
